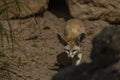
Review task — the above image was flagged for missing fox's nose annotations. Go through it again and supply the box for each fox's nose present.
[71,55,74,58]
[67,54,71,58]
[70,52,74,58]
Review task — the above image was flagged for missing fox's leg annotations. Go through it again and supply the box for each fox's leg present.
[75,53,83,66]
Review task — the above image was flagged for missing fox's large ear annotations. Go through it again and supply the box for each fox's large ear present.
[75,33,86,45]
[57,33,68,46]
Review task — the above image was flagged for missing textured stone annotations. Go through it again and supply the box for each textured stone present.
[0,0,49,19]
[66,0,120,23]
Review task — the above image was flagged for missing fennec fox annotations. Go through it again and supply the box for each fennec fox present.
[57,19,86,66]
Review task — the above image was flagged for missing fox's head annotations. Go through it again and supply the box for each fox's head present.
[57,33,86,58]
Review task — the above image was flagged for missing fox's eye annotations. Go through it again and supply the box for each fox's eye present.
[72,49,78,53]
[64,49,70,53]
[72,50,76,52]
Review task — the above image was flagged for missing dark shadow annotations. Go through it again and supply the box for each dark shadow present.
[90,26,120,68]
[52,25,120,80]
[48,0,73,20]
[10,0,73,20]
[48,63,64,71]
[56,52,72,67]
[10,11,44,20]
[48,52,72,71]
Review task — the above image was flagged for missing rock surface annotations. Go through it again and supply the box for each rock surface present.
[0,0,49,19]
[66,0,120,23]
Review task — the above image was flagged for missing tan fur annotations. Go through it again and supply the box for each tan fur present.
[64,19,85,48]
[57,19,86,66]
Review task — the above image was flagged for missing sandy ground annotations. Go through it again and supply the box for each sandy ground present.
[0,11,110,80]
